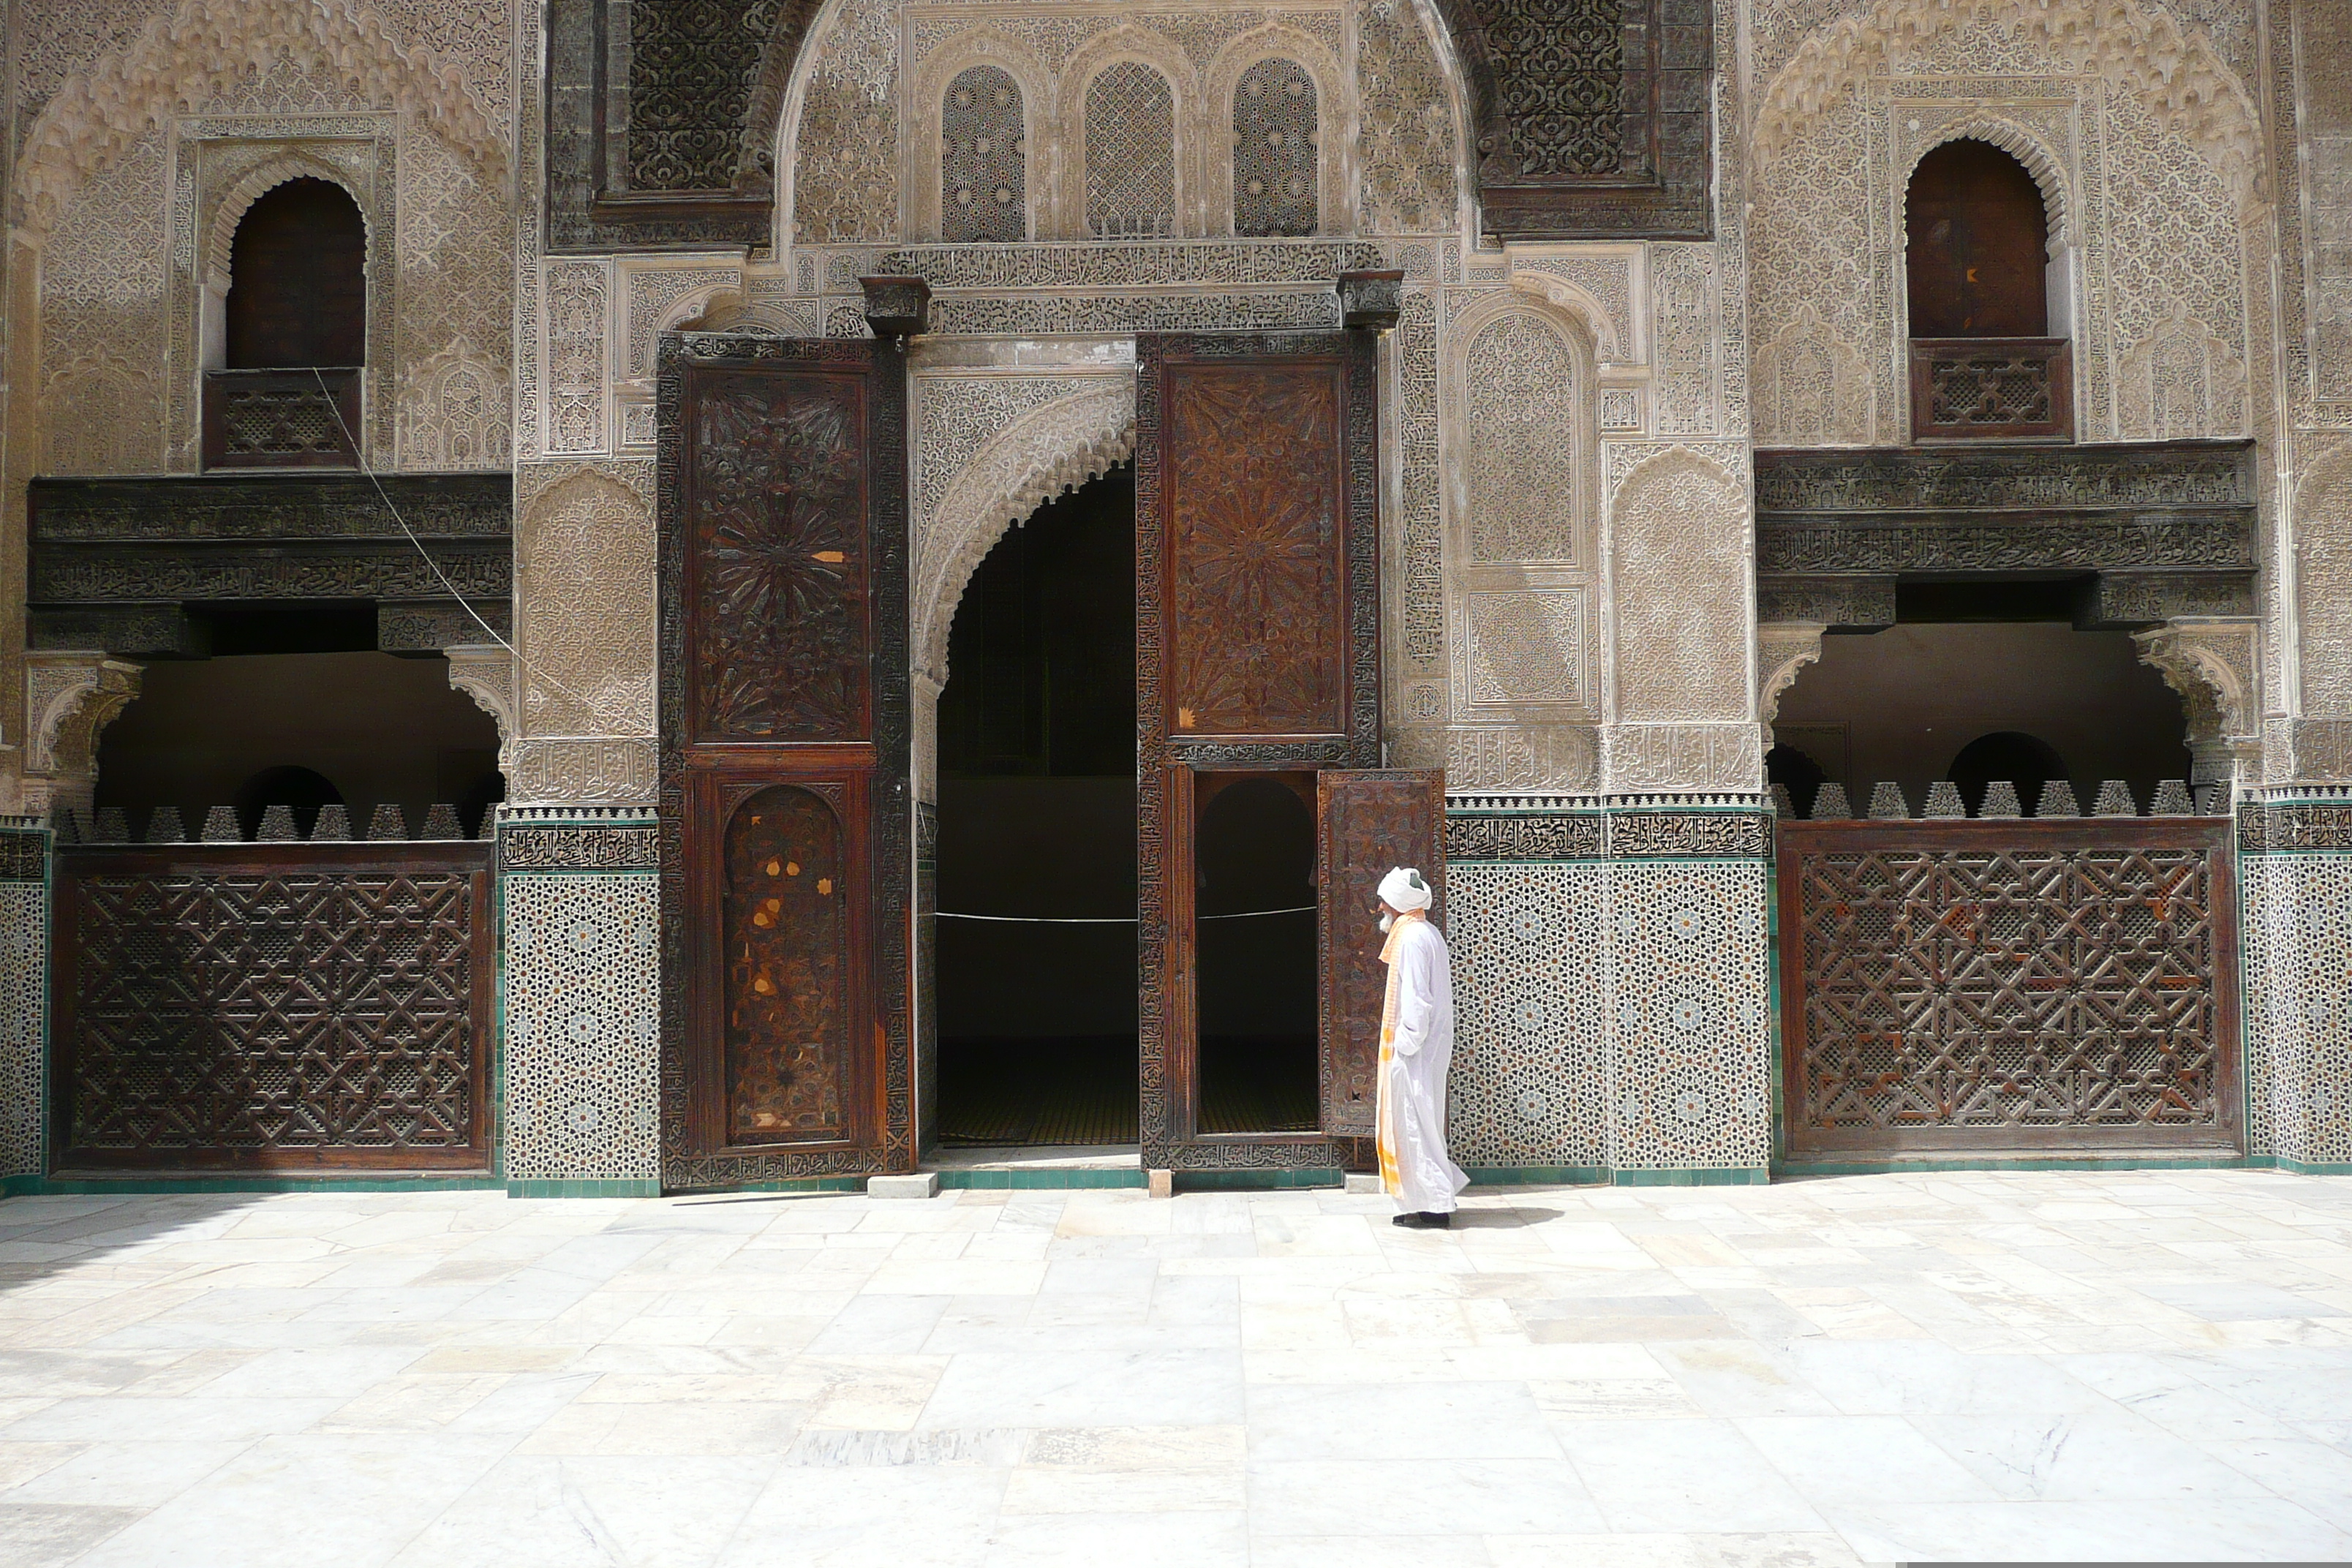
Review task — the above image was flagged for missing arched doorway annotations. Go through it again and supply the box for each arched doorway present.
[932,465,1138,1148]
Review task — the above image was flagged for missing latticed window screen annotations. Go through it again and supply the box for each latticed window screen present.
[941,65,1025,243]
[1232,58,1318,236]
[1085,62,1177,239]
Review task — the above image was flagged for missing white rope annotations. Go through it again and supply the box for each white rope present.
[310,368,599,710]
[936,905,1316,924]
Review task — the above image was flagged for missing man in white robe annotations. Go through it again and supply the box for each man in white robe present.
[1374,867,1470,1229]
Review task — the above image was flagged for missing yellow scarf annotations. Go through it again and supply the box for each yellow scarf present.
[1374,909,1425,1196]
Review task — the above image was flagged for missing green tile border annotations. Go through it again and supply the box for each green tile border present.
[1463,1166,1608,1186]
[21,1175,505,1195]
[1776,1153,2253,1177]
[1172,1167,1344,1191]
[506,1179,663,1198]
[1611,1166,1771,1186]
[660,1177,870,1196]
[935,1169,1145,1190]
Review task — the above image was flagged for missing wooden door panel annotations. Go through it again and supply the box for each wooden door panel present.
[1134,331,1382,1172]
[660,335,912,1186]
[682,365,873,745]
[1164,361,1347,738]
[721,782,857,1145]
[1316,770,1445,1137]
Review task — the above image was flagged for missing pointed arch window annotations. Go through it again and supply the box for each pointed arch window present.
[1085,63,1176,240]
[1904,140,2070,440]
[942,65,1025,243]
[206,176,367,469]
[1232,58,1317,237]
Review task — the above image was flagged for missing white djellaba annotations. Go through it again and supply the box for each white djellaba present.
[1374,867,1471,1221]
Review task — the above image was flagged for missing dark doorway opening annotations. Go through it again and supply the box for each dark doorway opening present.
[935,465,1138,1147]
[1194,772,1320,1134]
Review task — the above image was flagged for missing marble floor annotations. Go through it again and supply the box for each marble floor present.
[0,1171,2348,1565]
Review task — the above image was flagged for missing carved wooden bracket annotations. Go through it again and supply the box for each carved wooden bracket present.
[24,653,140,780]
[445,645,517,777]
[1757,620,1828,731]
[2131,617,2261,788]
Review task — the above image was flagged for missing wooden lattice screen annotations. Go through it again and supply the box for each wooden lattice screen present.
[52,843,492,1172]
[1777,817,2240,1158]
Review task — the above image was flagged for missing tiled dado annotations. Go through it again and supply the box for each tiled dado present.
[2239,790,2352,1172]
[497,807,662,1193]
[1444,796,1772,1185]
[0,822,45,1183]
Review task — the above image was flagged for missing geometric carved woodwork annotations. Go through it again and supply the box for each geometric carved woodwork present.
[1316,769,1445,1138]
[1778,816,2239,1157]
[1909,339,2073,442]
[203,369,363,470]
[1430,0,1713,239]
[1134,331,1382,1172]
[51,842,493,1172]
[659,333,911,1185]
[543,0,810,250]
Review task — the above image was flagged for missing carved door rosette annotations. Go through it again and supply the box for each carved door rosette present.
[655,330,913,1188]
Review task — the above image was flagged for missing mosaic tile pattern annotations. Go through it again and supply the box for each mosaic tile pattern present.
[1607,856,1773,1173]
[2242,849,2352,1167]
[0,860,45,1180]
[1446,861,1607,1168]
[1444,801,1772,1177]
[501,811,662,1183]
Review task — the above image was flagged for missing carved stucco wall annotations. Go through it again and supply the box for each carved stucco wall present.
[1745,0,2264,450]
[1,0,521,809]
[507,0,1757,804]
[783,0,1462,249]
[18,0,519,476]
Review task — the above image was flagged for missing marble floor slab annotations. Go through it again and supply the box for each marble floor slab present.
[0,1171,2347,1564]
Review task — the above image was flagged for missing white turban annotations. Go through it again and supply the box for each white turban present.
[1378,866,1433,913]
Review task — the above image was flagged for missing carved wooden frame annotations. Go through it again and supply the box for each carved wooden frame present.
[656,331,913,1188]
[1134,330,1380,1172]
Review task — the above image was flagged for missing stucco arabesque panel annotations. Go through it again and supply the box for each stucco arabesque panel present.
[515,459,657,748]
[14,0,508,238]
[912,372,1138,687]
[1747,0,2262,448]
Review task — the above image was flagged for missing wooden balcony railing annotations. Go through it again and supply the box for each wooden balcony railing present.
[1909,338,2072,442]
[201,366,361,470]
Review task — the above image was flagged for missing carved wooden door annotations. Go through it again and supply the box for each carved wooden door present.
[657,335,913,1187]
[1317,770,1446,1137]
[1135,331,1382,1172]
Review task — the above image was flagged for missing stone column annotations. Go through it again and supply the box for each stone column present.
[2131,618,2261,797]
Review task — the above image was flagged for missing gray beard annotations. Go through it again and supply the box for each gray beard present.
[1378,913,1395,933]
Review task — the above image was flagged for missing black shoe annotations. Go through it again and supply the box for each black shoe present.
[1391,1211,1452,1229]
